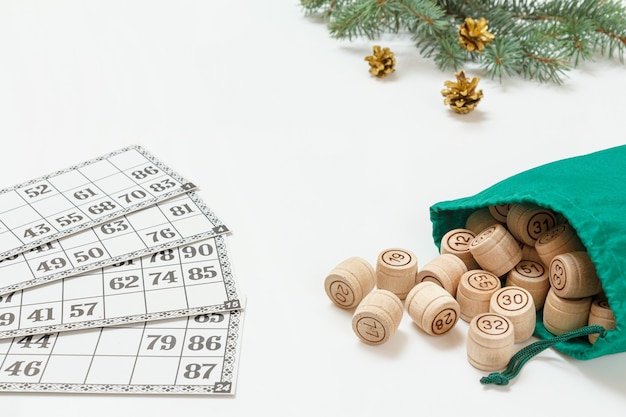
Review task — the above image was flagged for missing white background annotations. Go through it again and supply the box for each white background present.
[1,1,625,415]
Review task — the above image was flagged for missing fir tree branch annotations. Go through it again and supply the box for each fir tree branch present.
[399,0,449,37]
[595,25,626,47]
[520,51,570,84]
[482,37,525,81]
[301,0,332,14]
[327,0,400,40]
[326,0,447,40]
[595,27,626,60]
[432,36,468,70]
[301,0,626,83]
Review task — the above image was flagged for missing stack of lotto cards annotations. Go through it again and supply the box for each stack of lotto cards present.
[0,146,244,395]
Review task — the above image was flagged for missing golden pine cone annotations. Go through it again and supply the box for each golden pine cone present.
[441,70,483,114]
[459,17,495,52]
[364,45,396,78]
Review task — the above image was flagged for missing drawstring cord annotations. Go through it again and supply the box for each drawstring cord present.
[480,325,606,386]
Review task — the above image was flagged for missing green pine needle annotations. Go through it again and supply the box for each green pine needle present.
[482,37,525,81]
[301,0,626,83]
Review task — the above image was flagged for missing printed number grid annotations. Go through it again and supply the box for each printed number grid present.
[0,192,228,295]
[0,146,246,395]
[0,145,195,260]
[0,235,242,338]
[0,310,243,394]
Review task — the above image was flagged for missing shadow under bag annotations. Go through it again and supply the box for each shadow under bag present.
[429,145,626,378]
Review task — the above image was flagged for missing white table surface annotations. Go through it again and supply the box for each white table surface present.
[1,1,625,415]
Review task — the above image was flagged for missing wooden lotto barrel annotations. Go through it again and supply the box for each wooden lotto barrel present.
[455,270,501,322]
[324,257,376,309]
[465,208,499,235]
[588,299,616,344]
[405,281,460,336]
[549,251,602,299]
[488,204,510,223]
[376,248,418,300]
[534,223,585,267]
[489,286,536,343]
[469,224,522,277]
[542,288,592,336]
[352,289,404,345]
[415,253,467,297]
[519,243,543,264]
[467,313,515,372]
[439,228,480,270]
[506,203,557,247]
[505,260,550,310]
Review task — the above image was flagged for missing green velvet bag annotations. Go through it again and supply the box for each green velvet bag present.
[429,145,626,383]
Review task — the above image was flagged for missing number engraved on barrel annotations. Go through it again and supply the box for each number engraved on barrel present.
[516,261,545,278]
[527,212,556,240]
[431,308,457,335]
[476,314,510,335]
[446,231,474,251]
[382,250,411,267]
[550,259,566,290]
[355,317,386,343]
[496,288,529,311]
[329,281,354,307]
[467,272,499,290]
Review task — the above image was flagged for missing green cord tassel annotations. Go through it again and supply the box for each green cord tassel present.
[480,325,606,386]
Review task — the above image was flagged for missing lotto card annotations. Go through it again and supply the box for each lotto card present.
[0,310,244,395]
[0,192,228,295]
[0,145,195,260]
[0,146,247,395]
[0,234,242,339]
